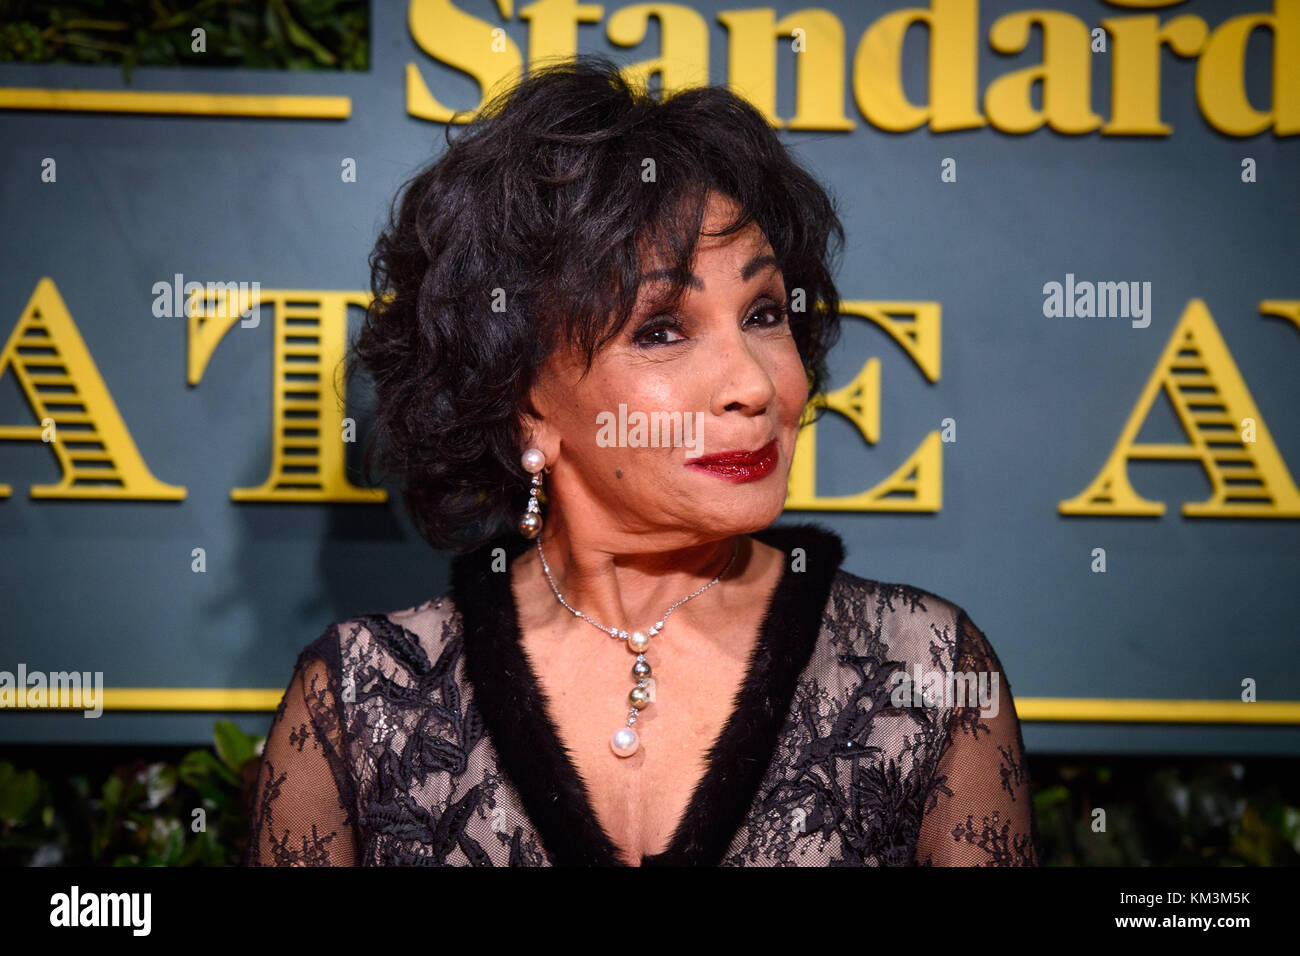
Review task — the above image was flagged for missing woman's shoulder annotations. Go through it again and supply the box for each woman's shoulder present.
[823,567,995,669]
[826,566,966,624]
[296,594,466,684]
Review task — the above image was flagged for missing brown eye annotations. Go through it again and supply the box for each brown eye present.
[634,318,686,347]
[747,302,788,328]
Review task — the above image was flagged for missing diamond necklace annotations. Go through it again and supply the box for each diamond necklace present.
[535,535,740,758]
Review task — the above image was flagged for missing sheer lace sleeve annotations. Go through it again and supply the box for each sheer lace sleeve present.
[914,611,1040,866]
[244,635,359,866]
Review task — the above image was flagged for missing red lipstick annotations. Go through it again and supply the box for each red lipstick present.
[685,439,779,483]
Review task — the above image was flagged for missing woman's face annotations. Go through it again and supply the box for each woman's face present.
[523,191,810,546]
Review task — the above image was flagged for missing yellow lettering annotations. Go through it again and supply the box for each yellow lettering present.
[522,0,605,65]
[1060,299,1300,517]
[607,3,708,93]
[1101,14,1207,135]
[1260,298,1300,334]
[407,0,523,122]
[852,0,984,133]
[787,302,942,511]
[0,279,185,500]
[1197,0,1299,136]
[188,288,386,503]
[719,7,853,129]
[986,11,1103,134]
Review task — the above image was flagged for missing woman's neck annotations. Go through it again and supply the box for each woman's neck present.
[515,520,749,635]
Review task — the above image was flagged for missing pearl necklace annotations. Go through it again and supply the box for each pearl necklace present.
[535,536,740,757]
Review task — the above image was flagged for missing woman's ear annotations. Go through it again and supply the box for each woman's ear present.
[516,389,558,470]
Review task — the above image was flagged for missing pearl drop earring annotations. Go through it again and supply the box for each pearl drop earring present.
[519,448,546,539]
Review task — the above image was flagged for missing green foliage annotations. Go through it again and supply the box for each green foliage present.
[0,0,369,81]
[0,720,264,867]
[4,741,1299,866]
[0,761,59,865]
[1034,759,1300,866]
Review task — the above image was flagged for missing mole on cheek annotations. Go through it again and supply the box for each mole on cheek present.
[615,468,623,479]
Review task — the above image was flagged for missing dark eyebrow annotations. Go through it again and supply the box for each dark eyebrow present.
[739,253,780,281]
[638,252,780,290]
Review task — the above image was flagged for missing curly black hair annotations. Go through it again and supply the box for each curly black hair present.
[347,53,845,553]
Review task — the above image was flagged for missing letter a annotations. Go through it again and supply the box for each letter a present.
[1060,299,1300,517]
[0,279,185,500]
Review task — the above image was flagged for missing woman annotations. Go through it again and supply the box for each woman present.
[244,55,1040,867]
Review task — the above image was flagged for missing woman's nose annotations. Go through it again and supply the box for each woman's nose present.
[710,329,775,414]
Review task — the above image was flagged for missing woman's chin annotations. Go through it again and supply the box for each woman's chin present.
[690,490,789,534]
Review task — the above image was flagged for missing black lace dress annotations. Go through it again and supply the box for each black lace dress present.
[244,523,1040,866]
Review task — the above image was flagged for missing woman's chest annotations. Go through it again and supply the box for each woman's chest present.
[522,625,759,864]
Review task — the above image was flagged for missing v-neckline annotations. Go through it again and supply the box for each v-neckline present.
[454,522,845,866]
